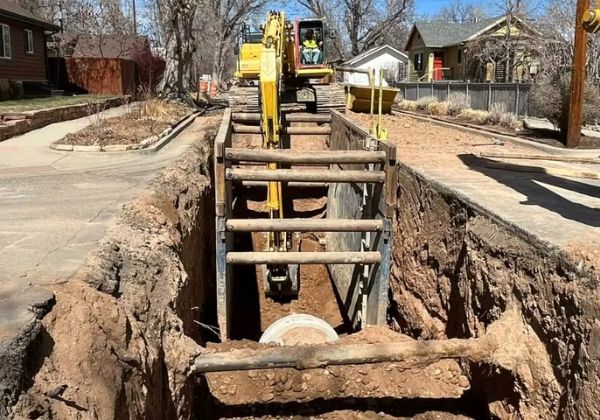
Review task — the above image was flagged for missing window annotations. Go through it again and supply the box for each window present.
[0,24,11,59]
[24,29,33,54]
[457,48,462,64]
[414,53,423,71]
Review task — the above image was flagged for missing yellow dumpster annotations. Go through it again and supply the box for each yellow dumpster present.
[346,85,399,114]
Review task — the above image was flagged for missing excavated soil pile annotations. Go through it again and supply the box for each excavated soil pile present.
[204,326,469,405]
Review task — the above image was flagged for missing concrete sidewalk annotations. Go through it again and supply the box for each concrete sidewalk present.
[0,109,218,400]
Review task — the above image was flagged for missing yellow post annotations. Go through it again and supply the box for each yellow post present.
[345,86,352,115]
[369,68,376,135]
[376,69,387,140]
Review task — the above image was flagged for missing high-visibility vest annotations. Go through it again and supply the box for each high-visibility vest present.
[303,39,317,49]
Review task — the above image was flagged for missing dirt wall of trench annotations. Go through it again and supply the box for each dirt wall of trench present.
[390,163,600,419]
[10,125,218,419]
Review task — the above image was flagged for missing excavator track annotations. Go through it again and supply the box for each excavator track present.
[229,84,346,113]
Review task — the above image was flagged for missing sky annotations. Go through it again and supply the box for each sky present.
[414,0,458,17]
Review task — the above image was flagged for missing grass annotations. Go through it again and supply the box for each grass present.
[0,95,116,113]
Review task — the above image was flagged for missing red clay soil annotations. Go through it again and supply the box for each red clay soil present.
[398,109,600,149]
[204,326,469,407]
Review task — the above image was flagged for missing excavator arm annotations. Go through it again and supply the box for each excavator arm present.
[259,11,295,292]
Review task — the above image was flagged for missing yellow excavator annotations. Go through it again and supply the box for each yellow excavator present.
[230,11,345,296]
[584,6,600,33]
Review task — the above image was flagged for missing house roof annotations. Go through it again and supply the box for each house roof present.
[404,15,537,50]
[70,34,149,60]
[343,44,408,66]
[0,0,59,30]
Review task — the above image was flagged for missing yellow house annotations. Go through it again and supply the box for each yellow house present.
[404,15,539,82]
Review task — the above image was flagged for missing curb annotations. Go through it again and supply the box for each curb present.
[394,109,600,157]
[137,111,200,155]
[49,111,200,154]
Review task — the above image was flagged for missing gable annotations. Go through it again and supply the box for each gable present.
[344,45,408,66]
[465,15,540,41]
[404,27,426,51]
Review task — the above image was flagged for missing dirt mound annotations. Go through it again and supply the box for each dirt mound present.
[204,326,469,407]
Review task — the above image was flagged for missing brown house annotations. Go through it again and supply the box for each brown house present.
[0,0,59,84]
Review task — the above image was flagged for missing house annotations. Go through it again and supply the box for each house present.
[342,44,408,86]
[404,16,539,82]
[0,0,59,96]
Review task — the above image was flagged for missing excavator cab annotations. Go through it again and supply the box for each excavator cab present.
[298,20,325,65]
[294,18,334,77]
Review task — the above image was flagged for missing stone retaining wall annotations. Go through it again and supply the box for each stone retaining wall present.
[0,96,128,142]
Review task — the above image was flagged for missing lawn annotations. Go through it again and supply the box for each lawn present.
[0,95,117,113]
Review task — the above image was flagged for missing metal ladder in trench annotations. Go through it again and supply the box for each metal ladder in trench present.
[214,110,397,341]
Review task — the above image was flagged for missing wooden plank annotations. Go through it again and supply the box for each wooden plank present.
[227,168,385,183]
[193,336,484,373]
[225,148,387,164]
[480,152,600,164]
[485,159,600,180]
[225,218,384,232]
[226,251,381,265]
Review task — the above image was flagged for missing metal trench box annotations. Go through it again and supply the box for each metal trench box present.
[214,109,397,340]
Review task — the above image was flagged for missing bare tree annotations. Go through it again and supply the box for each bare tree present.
[296,0,346,60]
[155,0,197,95]
[436,0,488,23]
[205,0,267,84]
[342,0,412,56]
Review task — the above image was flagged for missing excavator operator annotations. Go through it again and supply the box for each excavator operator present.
[302,29,322,65]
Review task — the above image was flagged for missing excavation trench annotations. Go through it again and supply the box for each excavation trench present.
[8,111,600,419]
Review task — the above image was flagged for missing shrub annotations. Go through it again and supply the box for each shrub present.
[530,75,600,134]
[397,100,418,111]
[427,101,449,116]
[487,103,506,125]
[447,92,470,116]
[458,108,491,125]
[415,95,438,110]
[499,112,523,130]
[487,103,522,130]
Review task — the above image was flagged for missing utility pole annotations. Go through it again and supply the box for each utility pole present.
[567,0,589,148]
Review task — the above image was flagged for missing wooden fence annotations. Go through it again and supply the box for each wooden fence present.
[394,81,532,117]
[49,57,137,95]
